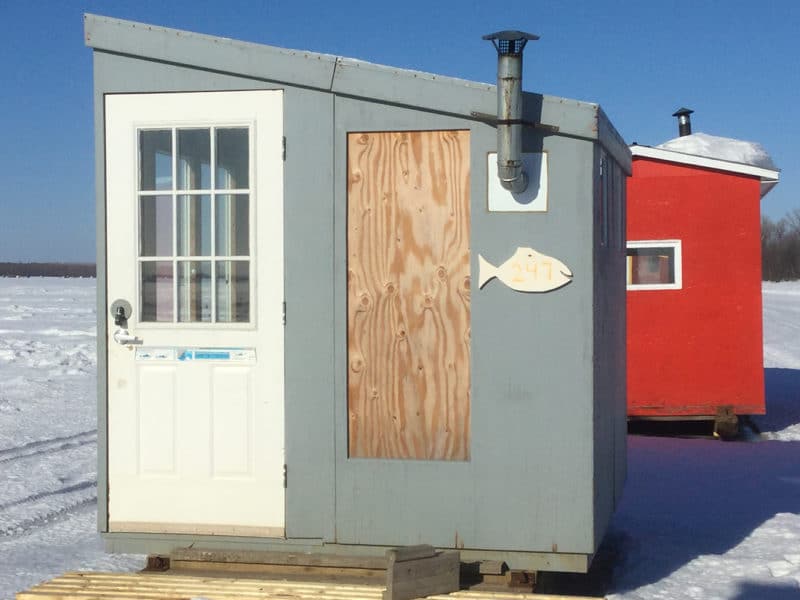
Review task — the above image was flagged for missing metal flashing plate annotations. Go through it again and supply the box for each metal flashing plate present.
[487,152,548,212]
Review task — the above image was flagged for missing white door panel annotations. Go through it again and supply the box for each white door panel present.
[105,91,284,536]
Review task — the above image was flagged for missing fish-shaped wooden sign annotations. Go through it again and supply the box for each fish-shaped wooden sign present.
[478,247,573,292]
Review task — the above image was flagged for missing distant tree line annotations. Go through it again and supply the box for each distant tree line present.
[762,209,800,281]
[0,263,96,278]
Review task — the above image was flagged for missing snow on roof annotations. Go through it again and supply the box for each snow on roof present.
[630,132,780,198]
[657,132,778,170]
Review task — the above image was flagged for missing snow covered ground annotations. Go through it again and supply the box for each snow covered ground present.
[0,279,142,599]
[0,277,798,599]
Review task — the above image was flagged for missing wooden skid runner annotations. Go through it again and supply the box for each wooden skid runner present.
[17,572,603,600]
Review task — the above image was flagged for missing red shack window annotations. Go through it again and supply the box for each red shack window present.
[626,240,682,290]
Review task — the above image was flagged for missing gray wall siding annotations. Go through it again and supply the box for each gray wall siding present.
[591,148,628,549]
[332,96,597,553]
[613,169,628,507]
[282,87,336,541]
[93,52,109,533]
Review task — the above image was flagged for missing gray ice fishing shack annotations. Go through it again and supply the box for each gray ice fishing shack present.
[86,14,629,574]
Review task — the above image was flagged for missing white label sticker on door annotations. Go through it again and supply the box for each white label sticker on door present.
[175,348,257,361]
[135,348,176,361]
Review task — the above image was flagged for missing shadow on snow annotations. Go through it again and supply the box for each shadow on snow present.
[731,581,800,600]
[753,368,800,434]
[604,368,800,594]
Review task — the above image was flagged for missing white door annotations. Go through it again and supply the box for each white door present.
[105,91,284,536]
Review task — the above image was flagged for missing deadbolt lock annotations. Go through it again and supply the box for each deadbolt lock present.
[110,299,132,326]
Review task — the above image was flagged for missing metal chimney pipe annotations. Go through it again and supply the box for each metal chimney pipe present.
[483,30,539,194]
[672,107,694,137]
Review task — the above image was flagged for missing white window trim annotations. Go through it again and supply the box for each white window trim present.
[626,239,683,291]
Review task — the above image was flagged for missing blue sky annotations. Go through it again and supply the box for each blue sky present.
[1,0,798,262]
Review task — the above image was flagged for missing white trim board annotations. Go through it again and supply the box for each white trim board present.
[630,145,779,198]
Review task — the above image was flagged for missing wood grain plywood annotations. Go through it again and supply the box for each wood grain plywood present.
[347,130,470,460]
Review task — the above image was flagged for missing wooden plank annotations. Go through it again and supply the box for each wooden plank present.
[41,573,378,592]
[347,130,471,461]
[170,560,384,581]
[17,572,604,600]
[143,556,170,572]
[108,521,284,537]
[170,547,388,569]
[386,544,436,563]
[17,573,384,600]
[384,551,460,600]
[478,561,506,576]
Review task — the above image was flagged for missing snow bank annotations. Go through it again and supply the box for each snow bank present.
[763,281,800,371]
[657,132,778,170]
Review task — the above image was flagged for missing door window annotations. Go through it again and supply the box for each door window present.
[137,127,251,323]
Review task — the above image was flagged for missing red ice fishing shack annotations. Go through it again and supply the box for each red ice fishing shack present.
[626,109,780,434]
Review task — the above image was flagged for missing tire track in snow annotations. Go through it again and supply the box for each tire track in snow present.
[0,429,97,464]
[0,429,99,538]
[0,479,96,512]
[0,492,97,538]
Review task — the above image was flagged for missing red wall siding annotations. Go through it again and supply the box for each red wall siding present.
[626,158,765,416]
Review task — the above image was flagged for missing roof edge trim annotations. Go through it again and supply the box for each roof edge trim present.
[630,145,780,181]
[84,13,613,142]
[597,107,632,175]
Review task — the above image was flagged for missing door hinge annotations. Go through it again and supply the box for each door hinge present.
[283,464,287,489]
[282,136,286,161]
[282,301,286,325]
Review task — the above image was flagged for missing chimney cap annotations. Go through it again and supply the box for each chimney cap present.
[672,107,694,117]
[482,30,540,42]
[482,30,539,55]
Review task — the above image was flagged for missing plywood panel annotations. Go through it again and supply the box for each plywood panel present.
[347,130,470,460]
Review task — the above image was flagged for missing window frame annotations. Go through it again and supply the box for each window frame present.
[626,239,683,291]
[134,122,256,328]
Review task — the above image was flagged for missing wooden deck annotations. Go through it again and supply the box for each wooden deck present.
[17,571,603,600]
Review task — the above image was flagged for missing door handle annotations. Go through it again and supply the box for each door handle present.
[113,328,141,345]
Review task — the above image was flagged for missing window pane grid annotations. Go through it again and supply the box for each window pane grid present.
[137,125,252,323]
